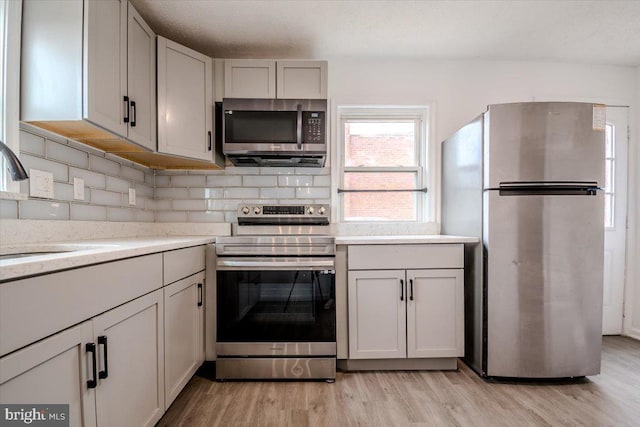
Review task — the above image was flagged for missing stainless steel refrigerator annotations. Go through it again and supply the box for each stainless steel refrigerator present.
[442,102,605,378]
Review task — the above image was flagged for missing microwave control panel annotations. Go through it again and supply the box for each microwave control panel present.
[303,112,325,144]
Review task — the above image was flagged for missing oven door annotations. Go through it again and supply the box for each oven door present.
[216,257,336,356]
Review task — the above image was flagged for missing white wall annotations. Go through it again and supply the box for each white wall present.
[328,58,640,337]
[629,66,640,339]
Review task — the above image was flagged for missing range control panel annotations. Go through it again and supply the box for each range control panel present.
[238,204,328,217]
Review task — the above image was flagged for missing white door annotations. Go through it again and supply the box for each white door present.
[93,290,164,427]
[126,2,156,150]
[157,36,213,161]
[406,269,464,358]
[0,322,96,427]
[347,270,406,359]
[602,106,629,334]
[164,273,205,408]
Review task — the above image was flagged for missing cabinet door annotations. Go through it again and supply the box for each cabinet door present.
[0,322,96,427]
[126,2,156,150]
[157,36,213,161]
[224,59,276,98]
[276,60,327,99]
[348,270,406,359]
[85,0,128,137]
[93,290,164,427]
[164,272,205,408]
[406,269,464,358]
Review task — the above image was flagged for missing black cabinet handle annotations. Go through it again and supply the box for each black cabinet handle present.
[86,343,97,389]
[98,335,109,379]
[208,131,212,151]
[400,279,404,301]
[123,96,130,123]
[130,101,136,127]
[409,279,414,301]
[197,283,203,307]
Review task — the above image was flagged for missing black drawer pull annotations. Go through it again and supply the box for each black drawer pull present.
[86,343,97,389]
[98,335,109,379]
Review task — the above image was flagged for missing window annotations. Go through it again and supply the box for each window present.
[0,0,21,193]
[604,122,615,228]
[338,107,430,222]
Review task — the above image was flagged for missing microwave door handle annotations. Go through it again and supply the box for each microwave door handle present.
[296,104,303,150]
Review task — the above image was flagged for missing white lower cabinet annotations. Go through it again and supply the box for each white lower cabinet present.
[348,268,463,360]
[0,290,164,427]
[347,244,464,363]
[93,290,165,427]
[164,272,205,408]
[0,322,96,427]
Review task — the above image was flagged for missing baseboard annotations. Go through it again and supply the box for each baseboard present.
[338,357,458,371]
[624,328,640,341]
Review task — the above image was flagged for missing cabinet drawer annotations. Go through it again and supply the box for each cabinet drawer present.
[0,254,162,357]
[163,245,205,285]
[348,244,463,270]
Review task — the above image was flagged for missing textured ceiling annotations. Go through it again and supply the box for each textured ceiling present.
[129,0,640,67]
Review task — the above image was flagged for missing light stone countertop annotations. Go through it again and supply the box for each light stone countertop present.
[0,236,215,282]
[334,235,479,245]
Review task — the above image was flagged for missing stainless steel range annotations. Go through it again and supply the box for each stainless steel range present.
[213,204,336,381]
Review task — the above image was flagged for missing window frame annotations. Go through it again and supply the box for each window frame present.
[0,0,22,195]
[335,106,432,224]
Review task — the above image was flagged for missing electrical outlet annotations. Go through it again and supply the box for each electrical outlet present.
[128,188,136,206]
[29,169,54,199]
[73,177,85,200]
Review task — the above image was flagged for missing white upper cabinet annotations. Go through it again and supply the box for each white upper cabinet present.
[21,0,156,151]
[224,59,276,99]
[276,60,328,99]
[157,36,221,164]
[224,59,327,99]
[126,2,156,150]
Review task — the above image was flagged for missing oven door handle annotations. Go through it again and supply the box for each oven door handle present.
[217,257,335,270]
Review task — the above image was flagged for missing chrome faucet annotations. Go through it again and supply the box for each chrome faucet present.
[0,140,29,181]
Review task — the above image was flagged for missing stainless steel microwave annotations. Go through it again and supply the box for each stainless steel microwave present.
[222,98,327,167]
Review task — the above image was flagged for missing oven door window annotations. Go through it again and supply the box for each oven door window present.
[225,111,297,144]
[217,270,336,342]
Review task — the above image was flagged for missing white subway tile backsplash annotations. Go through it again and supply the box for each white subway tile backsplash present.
[108,207,136,222]
[156,187,189,199]
[172,199,207,211]
[243,175,278,187]
[70,204,107,221]
[46,141,89,168]
[121,165,145,183]
[295,167,330,176]
[106,176,131,193]
[260,187,296,199]
[313,174,331,186]
[135,183,154,198]
[19,131,45,156]
[278,175,312,187]
[296,187,331,198]
[0,200,18,219]
[144,172,155,186]
[20,200,70,220]
[188,188,224,199]
[53,182,75,202]
[206,199,240,211]
[90,155,121,176]
[136,209,155,222]
[223,188,260,199]
[70,167,106,189]
[206,175,242,187]
[155,175,170,187]
[170,175,206,187]
[155,199,172,210]
[224,167,260,175]
[156,211,188,222]
[21,155,69,182]
[188,211,225,222]
[259,167,295,175]
[91,189,123,207]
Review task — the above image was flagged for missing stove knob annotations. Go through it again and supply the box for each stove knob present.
[241,206,250,215]
[318,206,326,215]
[307,206,315,215]
[254,206,261,215]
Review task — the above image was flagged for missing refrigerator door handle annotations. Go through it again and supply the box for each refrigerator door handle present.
[489,181,601,196]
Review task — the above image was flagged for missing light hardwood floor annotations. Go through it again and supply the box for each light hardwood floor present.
[158,336,640,426]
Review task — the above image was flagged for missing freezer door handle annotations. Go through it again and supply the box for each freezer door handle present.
[491,181,601,196]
